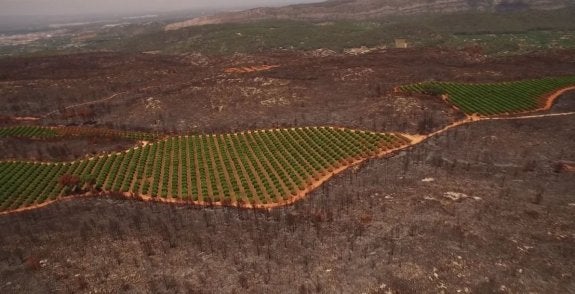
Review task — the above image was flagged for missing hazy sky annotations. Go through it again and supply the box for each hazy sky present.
[1,0,322,16]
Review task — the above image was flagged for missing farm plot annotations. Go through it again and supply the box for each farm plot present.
[398,76,575,116]
[0,125,161,141]
[0,126,58,139]
[0,127,411,212]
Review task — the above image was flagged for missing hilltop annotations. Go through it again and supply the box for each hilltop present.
[166,0,574,30]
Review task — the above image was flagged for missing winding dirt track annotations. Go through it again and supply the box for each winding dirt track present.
[42,92,128,118]
[1,87,574,215]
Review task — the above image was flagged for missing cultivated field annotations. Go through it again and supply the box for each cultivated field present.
[0,127,410,212]
[398,76,575,115]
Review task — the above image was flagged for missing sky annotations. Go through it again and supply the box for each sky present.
[1,0,323,16]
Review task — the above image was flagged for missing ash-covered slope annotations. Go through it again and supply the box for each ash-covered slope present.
[166,0,573,30]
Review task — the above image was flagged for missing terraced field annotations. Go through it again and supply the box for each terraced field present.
[0,127,411,212]
[399,76,575,115]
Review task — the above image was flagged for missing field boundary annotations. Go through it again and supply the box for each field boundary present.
[541,86,575,111]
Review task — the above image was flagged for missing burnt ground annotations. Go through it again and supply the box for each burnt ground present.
[551,90,575,113]
[1,48,575,135]
[0,114,573,293]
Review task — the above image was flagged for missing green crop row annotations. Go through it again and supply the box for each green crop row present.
[399,76,575,115]
[0,126,58,139]
[0,127,409,212]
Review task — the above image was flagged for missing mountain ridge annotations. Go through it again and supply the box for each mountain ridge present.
[165,0,574,30]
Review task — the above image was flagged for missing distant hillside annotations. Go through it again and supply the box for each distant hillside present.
[166,0,574,30]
